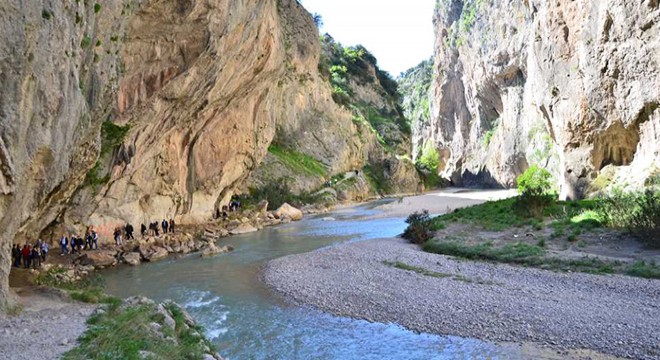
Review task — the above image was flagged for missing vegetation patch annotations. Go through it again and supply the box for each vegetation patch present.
[64,300,217,360]
[383,261,451,278]
[363,163,391,195]
[415,142,441,189]
[80,35,92,48]
[100,119,130,156]
[268,144,327,178]
[383,260,496,285]
[626,261,660,279]
[598,189,660,247]
[402,210,432,244]
[400,164,659,279]
[35,267,118,305]
[422,240,626,275]
[237,181,325,211]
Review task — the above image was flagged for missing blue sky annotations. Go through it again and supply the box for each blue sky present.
[299,0,436,76]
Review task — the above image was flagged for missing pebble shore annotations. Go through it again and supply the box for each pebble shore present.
[264,237,660,359]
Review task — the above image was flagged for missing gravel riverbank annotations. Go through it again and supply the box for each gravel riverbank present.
[264,238,660,359]
[0,288,96,360]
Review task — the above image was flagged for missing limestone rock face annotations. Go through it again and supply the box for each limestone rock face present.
[0,0,411,306]
[420,0,660,198]
[273,203,304,221]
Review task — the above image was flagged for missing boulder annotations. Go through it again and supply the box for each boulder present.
[77,250,118,268]
[273,203,303,221]
[256,200,269,214]
[144,247,169,262]
[121,252,141,266]
[200,243,220,258]
[200,243,235,258]
[229,223,258,235]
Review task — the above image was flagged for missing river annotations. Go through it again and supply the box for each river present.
[102,198,527,359]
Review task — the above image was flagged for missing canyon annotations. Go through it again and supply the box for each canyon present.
[413,0,660,198]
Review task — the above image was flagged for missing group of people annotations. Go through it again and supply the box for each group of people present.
[214,199,242,220]
[60,229,99,255]
[12,240,49,269]
[141,219,175,238]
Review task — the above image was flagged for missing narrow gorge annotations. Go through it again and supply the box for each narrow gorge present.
[1,1,659,358]
[412,0,659,198]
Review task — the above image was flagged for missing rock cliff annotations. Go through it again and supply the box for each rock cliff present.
[0,0,420,307]
[417,0,660,197]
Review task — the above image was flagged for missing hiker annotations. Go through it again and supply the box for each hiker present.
[125,223,134,240]
[72,235,82,254]
[60,235,69,255]
[41,242,49,262]
[79,236,85,251]
[91,230,99,249]
[153,222,160,236]
[12,244,21,267]
[85,232,93,250]
[113,227,123,246]
[70,236,76,254]
[31,246,41,268]
[162,219,168,234]
[169,219,175,233]
[22,245,31,269]
[141,223,147,238]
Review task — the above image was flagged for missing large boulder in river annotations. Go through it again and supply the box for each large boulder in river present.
[77,250,118,268]
[121,252,141,266]
[273,203,303,221]
[229,223,258,235]
[200,243,234,258]
[149,247,170,262]
[142,246,169,262]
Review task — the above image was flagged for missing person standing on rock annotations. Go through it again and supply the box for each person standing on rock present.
[91,230,99,249]
[162,219,168,234]
[125,223,134,240]
[22,244,31,269]
[70,236,77,254]
[153,222,160,236]
[169,219,175,233]
[113,227,123,246]
[141,223,147,238]
[31,245,41,268]
[60,235,68,255]
[85,232,92,250]
[41,241,49,262]
[12,244,21,267]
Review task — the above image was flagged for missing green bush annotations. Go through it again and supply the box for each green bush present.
[517,165,552,196]
[402,210,432,244]
[416,142,440,172]
[599,189,660,247]
[516,166,555,217]
[80,35,92,48]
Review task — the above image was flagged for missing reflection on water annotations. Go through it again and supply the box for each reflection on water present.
[102,200,523,359]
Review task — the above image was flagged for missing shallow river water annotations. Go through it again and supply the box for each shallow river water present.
[103,199,526,359]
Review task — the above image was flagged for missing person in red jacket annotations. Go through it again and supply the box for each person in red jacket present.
[22,245,31,269]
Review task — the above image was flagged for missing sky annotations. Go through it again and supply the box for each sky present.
[299,0,436,77]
